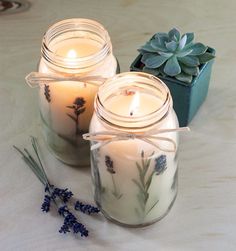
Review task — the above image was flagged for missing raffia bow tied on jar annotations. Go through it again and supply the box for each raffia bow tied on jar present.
[83,127,189,152]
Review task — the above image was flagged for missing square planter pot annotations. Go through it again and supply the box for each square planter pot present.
[130,47,215,126]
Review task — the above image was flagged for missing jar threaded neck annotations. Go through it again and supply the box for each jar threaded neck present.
[95,72,173,130]
[41,18,112,70]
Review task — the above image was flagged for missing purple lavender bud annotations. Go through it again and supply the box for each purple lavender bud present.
[155,155,167,175]
[74,201,100,215]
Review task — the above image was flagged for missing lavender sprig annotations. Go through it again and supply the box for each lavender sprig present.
[13,137,100,238]
[58,206,88,237]
[75,200,100,215]
[45,185,73,203]
[41,195,51,212]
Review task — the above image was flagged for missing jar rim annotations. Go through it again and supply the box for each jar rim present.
[41,18,112,69]
[95,72,173,130]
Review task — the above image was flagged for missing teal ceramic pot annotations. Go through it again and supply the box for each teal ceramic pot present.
[130,48,215,126]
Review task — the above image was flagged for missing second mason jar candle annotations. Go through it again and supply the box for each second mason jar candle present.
[38,18,118,166]
[84,72,184,226]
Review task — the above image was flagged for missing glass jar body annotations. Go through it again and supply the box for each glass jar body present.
[38,19,118,166]
[89,100,179,226]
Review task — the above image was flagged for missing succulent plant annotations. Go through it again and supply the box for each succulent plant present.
[139,28,215,83]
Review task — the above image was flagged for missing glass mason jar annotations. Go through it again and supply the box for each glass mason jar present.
[38,18,119,166]
[88,72,179,227]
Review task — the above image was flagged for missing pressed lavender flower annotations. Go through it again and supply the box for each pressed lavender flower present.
[105,155,115,174]
[58,206,88,237]
[141,150,145,158]
[44,84,51,103]
[41,194,51,212]
[67,97,86,135]
[68,97,86,116]
[74,97,86,108]
[74,200,100,215]
[155,155,167,175]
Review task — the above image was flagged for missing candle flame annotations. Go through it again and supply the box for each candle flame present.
[67,49,77,59]
[129,91,140,116]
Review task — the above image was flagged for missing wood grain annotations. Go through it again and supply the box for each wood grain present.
[0,0,236,250]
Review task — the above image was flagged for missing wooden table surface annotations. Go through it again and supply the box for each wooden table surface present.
[0,0,235,250]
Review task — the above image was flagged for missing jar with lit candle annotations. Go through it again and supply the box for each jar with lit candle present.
[84,72,188,227]
[37,18,119,166]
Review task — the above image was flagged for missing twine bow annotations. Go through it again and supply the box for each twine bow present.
[25,72,106,88]
[83,127,190,152]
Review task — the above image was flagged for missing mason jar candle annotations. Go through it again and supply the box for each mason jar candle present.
[37,18,118,166]
[84,72,188,226]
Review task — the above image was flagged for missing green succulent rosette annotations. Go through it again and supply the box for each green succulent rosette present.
[139,28,215,83]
